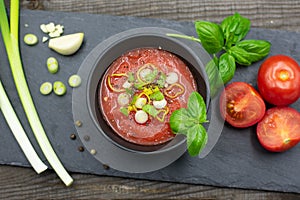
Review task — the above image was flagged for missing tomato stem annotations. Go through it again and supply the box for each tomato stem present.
[279,70,290,81]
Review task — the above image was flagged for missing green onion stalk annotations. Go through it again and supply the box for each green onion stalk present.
[0,80,48,174]
[0,0,73,186]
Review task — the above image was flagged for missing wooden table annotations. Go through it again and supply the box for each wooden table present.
[1,0,300,199]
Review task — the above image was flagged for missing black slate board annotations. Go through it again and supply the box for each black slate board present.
[0,9,300,193]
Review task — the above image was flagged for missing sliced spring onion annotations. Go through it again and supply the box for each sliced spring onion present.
[46,57,59,74]
[166,72,178,84]
[135,97,147,109]
[40,82,53,95]
[47,56,58,65]
[68,74,81,88]
[142,104,159,117]
[23,33,38,46]
[0,0,73,186]
[53,81,67,96]
[117,93,130,106]
[135,110,148,124]
[153,98,167,109]
[0,81,48,174]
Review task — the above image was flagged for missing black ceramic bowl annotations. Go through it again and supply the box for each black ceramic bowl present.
[72,27,211,173]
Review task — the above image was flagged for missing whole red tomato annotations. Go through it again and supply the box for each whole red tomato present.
[257,55,300,106]
[257,107,300,152]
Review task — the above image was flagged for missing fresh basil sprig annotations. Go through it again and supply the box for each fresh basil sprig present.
[170,92,208,156]
[198,13,270,95]
[167,12,271,97]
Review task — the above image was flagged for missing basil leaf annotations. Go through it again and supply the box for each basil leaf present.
[142,104,158,117]
[149,91,164,101]
[120,107,129,116]
[169,108,195,134]
[195,21,224,54]
[157,72,166,88]
[229,39,271,65]
[218,53,236,84]
[221,13,251,48]
[187,92,207,123]
[205,59,223,97]
[187,124,208,156]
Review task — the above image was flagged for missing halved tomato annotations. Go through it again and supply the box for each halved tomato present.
[220,82,266,128]
[257,107,300,152]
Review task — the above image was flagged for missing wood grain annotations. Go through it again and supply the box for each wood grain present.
[0,165,299,200]
[20,0,300,32]
[0,0,299,199]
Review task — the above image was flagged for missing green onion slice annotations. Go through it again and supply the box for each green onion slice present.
[40,82,52,95]
[68,74,81,88]
[46,57,59,74]
[53,81,67,96]
[23,33,38,45]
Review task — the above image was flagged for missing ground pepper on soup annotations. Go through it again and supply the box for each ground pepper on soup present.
[99,48,197,145]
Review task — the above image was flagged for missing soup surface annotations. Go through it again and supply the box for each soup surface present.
[99,48,197,145]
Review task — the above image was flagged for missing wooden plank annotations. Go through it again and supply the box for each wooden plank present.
[20,0,300,32]
[0,166,299,199]
[0,0,299,199]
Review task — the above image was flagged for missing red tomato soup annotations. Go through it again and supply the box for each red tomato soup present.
[99,48,197,145]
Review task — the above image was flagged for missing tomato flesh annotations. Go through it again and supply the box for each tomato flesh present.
[220,82,266,128]
[257,55,300,106]
[256,107,300,152]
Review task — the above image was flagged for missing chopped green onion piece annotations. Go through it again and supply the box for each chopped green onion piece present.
[142,104,159,117]
[120,107,129,116]
[40,82,52,95]
[48,63,58,74]
[47,57,58,65]
[46,57,59,73]
[68,74,81,88]
[0,0,73,186]
[53,81,67,96]
[0,81,48,174]
[150,91,164,101]
[23,33,38,45]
